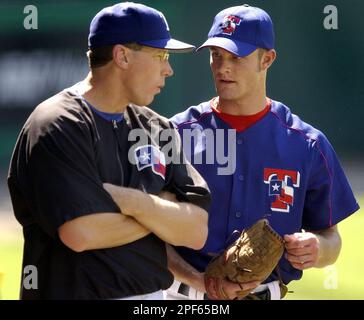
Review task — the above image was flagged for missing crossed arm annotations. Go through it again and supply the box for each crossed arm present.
[58,185,208,252]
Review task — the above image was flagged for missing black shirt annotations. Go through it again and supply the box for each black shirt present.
[7,86,210,299]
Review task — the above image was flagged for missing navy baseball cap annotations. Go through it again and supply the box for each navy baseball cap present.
[88,2,195,52]
[197,4,275,57]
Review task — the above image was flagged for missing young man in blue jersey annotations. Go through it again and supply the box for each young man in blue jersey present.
[166,4,359,300]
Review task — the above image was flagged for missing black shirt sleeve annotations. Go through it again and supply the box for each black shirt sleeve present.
[9,103,119,238]
[167,124,211,212]
[123,105,211,212]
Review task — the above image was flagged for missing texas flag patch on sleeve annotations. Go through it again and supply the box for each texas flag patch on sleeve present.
[134,145,166,180]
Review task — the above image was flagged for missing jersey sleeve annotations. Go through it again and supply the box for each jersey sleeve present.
[167,124,211,212]
[302,133,359,230]
[11,110,120,238]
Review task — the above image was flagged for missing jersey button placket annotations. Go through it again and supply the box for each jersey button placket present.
[235,134,245,222]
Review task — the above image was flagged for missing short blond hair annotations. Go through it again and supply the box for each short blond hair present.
[87,43,143,69]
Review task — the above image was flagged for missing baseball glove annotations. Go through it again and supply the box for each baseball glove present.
[204,219,285,300]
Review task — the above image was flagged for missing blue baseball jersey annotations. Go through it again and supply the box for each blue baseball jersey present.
[171,98,359,284]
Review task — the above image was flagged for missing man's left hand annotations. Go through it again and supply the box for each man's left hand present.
[284,232,321,270]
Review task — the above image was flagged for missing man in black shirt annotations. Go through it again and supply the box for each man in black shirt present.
[7,2,210,300]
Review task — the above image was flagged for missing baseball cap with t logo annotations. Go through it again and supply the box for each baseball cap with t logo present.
[197,4,275,57]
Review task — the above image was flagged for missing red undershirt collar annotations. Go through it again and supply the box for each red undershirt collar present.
[211,97,272,132]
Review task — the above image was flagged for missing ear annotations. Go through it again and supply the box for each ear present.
[113,44,131,69]
[261,49,276,70]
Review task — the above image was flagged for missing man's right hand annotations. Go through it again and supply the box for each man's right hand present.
[219,278,260,300]
[204,275,260,300]
[159,190,178,202]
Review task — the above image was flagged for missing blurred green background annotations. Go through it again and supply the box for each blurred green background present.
[0,0,363,300]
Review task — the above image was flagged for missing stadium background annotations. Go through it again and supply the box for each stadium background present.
[0,0,363,300]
